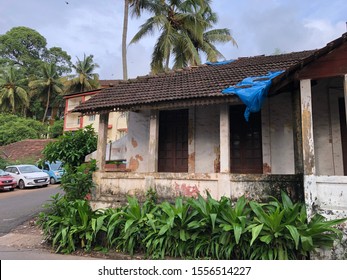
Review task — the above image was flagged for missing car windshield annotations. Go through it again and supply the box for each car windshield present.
[50,162,62,170]
[18,165,41,173]
[0,169,9,176]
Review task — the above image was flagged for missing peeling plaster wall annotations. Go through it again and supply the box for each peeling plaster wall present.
[304,175,347,259]
[263,92,295,174]
[195,106,220,173]
[126,111,150,172]
[92,171,303,209]
[312,78,344,175]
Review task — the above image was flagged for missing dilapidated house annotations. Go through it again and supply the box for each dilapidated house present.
[74,33,347,258]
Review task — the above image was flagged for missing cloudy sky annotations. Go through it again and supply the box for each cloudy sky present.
[0,0,346,79]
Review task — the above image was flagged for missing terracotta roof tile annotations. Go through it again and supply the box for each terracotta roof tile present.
[0,139,54,163]
[74,33,347,114]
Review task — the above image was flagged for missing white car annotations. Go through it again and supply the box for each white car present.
[4,165,50,189]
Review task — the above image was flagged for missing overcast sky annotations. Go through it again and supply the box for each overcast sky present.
[0,0,346,79]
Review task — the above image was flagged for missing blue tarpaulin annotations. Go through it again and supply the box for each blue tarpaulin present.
[206,59,235,66]
[222,70,285,121]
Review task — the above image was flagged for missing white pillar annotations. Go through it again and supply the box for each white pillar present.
[96,113,109,171]
[148,110,159,172]
[220,104,230,173]
[188,107,195,173]
[300,79,316,175]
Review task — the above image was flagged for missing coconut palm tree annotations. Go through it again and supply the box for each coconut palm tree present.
[0,67,29,115]
[122,0,154,80]
[130,0,237,73]
[64,54,100,93]
[29,63,64,123]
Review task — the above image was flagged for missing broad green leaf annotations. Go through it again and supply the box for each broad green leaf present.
[286,225,300,249]
[233,224,242,244]
[159,225,170,235]
[180,229,187,241]
[210,213,217,230]
[250,224,263,246]
[124,219,135,232]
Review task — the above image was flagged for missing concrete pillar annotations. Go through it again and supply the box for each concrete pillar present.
[148,110,159,172]
[96,112,109,171]
[292,89,304,174]
[188,107,195,173]
[300,79,316,175]
[220,104,230,173]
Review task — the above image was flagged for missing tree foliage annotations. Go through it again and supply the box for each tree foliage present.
[42,125,97,168]
[49,119,64,138]
[0,26,72,77]
[64,54,100,93]
[0,67,29,114]
[0,26,74,120]
[0,113,47,145]
[130,0,237,73]
[29,63,65,122]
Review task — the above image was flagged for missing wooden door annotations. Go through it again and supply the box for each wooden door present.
[339,98,347,175]
[158,109,188,172]
[230,105,263,174]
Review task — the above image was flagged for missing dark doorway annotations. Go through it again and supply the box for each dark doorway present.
[158,109,188,172]
[339,98,347,175]
[230,105,263,174]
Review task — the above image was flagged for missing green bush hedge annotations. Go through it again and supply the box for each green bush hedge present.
[38,191,346,259]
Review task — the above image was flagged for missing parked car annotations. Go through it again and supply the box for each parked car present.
[0,169,17,191]
[4,165,50,189]
[37,161,64,184]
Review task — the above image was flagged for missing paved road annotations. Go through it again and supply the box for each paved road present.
[0,185,63,236]
[0,245,99,260]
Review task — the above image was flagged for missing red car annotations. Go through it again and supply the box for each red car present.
[0,169,17,191]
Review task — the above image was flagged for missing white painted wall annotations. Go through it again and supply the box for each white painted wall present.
[195,106,220,173]
[263,92,295,174]
[312,78,344,175]
[126,110,150,172]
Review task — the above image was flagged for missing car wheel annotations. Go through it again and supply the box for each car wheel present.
[18,180,25,189]
[10,188,14,191]
[50,177,56,184]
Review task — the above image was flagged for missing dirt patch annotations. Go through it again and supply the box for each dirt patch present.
[2,217,143,259]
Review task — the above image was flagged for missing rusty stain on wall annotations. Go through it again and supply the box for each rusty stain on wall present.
[129,154,143,171]
[302,109,315,174]
[214,146,220,173]
[174,182,200,198]
[263,163,272,174]
[188,152,195,171]
[131,137,138,148]
[188,115,194,145]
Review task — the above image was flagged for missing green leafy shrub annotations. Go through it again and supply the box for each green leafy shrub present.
[248,192,346,259]
[112,196,158,255]
[60,159,96,201]
[42,125,97,168]
[0,113,47,145]
[144,197,198,259]
[38,194,106,253]
[38,190,346,259]
[49,119,64,138]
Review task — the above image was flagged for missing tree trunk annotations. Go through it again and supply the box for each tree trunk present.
[122,0,129,80]
[42,88,50,123]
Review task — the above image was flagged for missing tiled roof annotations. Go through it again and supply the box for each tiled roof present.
[74,33,347,114]
[99,79,121,87]
[0,139,54,163]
